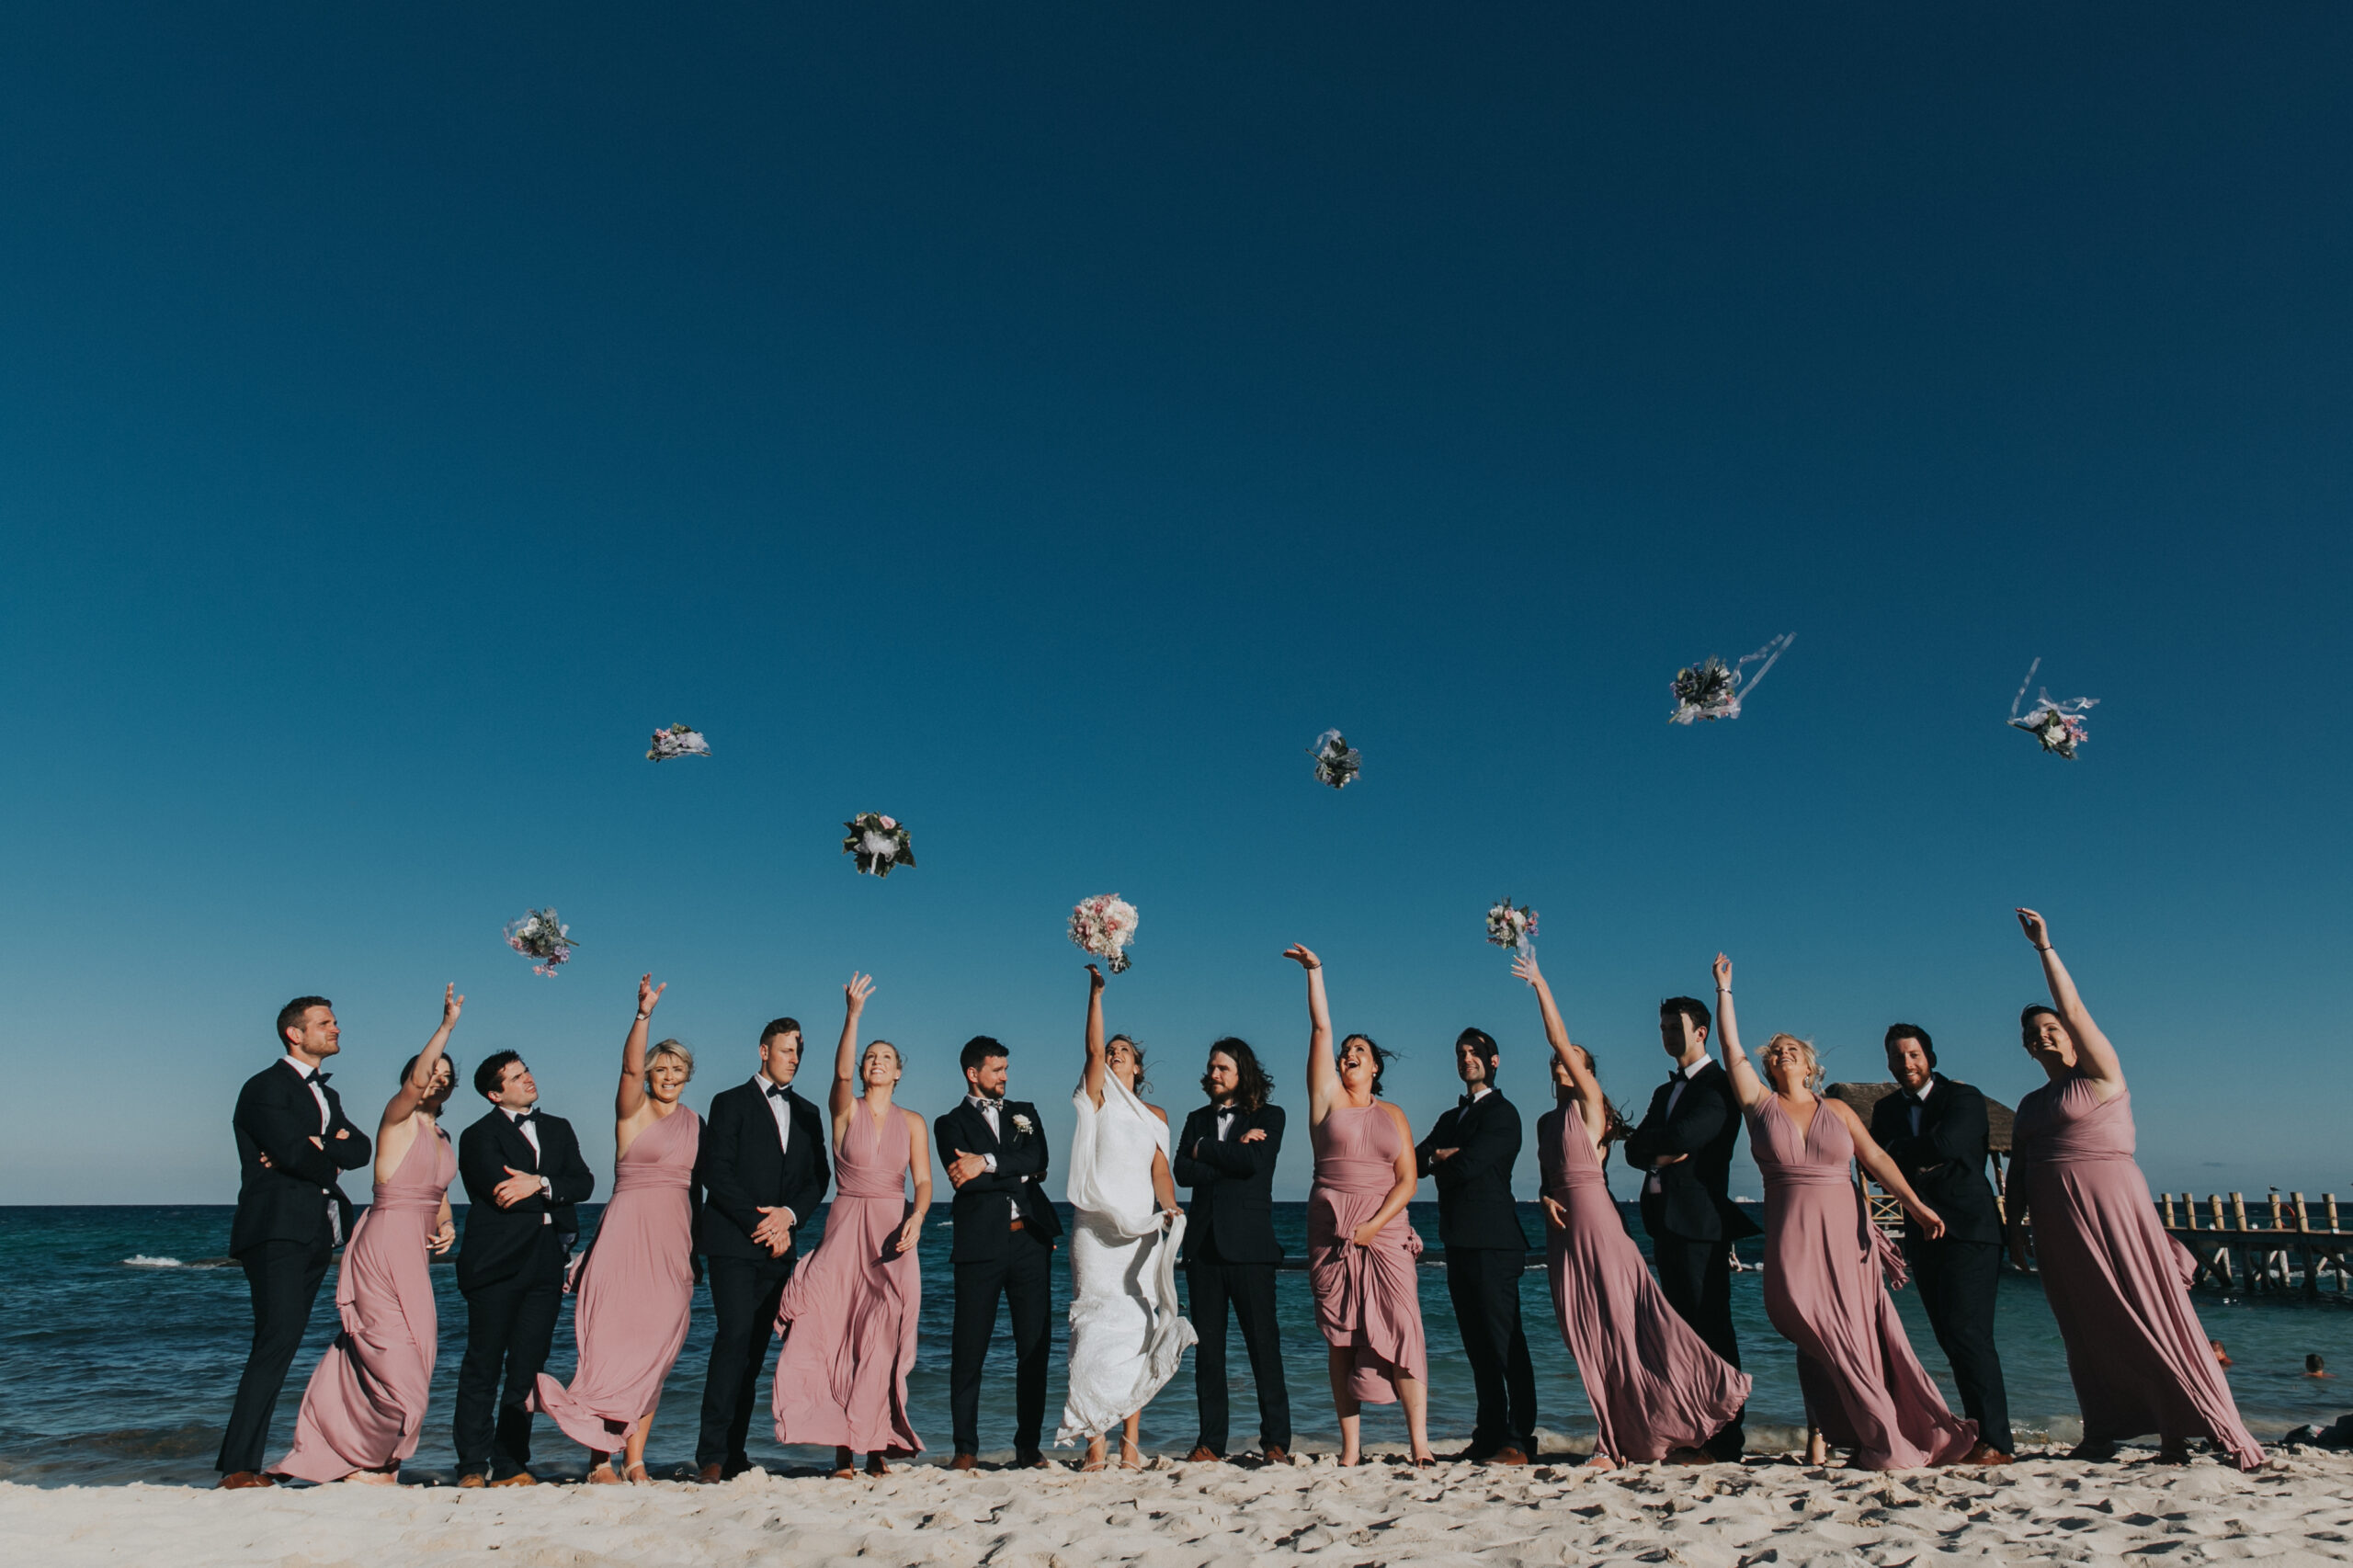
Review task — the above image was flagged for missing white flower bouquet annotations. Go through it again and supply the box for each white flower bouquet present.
[1669,632,1795,723]
[844,812,915,877]
[2006,659,2097,759]
[1485,897,1539,959]
[505,907,577,978]
[1069,893,1141,974]
[1308,729,1362,790]
[646,723,710,761]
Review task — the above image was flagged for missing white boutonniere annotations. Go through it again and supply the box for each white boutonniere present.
[1011,1112,1034,1136]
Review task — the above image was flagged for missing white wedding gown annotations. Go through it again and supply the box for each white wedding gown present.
[1054,1072,1198,1445]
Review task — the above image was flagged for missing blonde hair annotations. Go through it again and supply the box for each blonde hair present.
[860,1039,904,1093]
[1760,1032,1823,1094]
[646,1039,696,1081]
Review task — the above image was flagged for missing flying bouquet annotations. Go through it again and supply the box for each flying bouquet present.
[1485,897,1539,960]
[1309,729,1362,790]
[646,723,710,761]
[1069,893,1141,974]
[2006,658,2097,759]
[505,907,577,978]
[1669,632,1795,724]
[844,812,915,877]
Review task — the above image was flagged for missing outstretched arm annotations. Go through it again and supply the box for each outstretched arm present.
[1081,964,1108,1108]
[384,984,464,1131]
[615,973,666,1120]
[1713,953,1766,1108]
[1517,952,1608,1153]
[832,973,873,1123]
[2017,908,2123,1093]
[1286,945,1336,1120]
[1835,1100,1945,1240]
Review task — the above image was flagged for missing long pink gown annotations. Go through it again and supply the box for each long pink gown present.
[2013,1074,2263,1470]
[274,1123,453,1481]
[770,1104,923,1454]
[533,1108,699,1452]
[1538,1102,1752,1461]
[1307,1102,1426,1404]
[1747,1096,1977,1470]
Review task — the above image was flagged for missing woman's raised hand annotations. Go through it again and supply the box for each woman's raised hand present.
[1086,962,1105,993]
[1282,943,1322,971]
[1512,952,1541,987]
[442,983,465,1025]
[637,974,666,1016]
[1712,952,1733,992]
[2016,907,2052,949]
[845,972,875,1015]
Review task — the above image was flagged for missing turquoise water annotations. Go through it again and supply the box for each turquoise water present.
[3,1203,2347,1485]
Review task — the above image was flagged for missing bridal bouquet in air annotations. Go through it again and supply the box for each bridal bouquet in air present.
[645,723,710,761]
[1485,898,1539,958]
[505,907,578,977]
[2006,658,2097,759]
[1308,729,1362,790]
[1069,893,1141,973]
[1670,633,1795,723]
[844,812,915,877]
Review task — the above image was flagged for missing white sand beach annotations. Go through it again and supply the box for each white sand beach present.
[8,1447,2353,1568]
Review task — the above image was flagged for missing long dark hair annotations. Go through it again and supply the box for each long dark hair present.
[2019,1004,2063,1048]
[1554,1045,1631,1144]
[1339,1032,1389,1097]
[1202,1036,1271,1111]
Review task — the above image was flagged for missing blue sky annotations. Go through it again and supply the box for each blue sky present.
[3,4,2347,1206]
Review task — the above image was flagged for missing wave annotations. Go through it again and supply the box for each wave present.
[120,1255,233,1269]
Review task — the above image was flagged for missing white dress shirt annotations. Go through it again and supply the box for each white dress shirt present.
[281,1056,339,1243]
[506,1106,554,1223]
[970,1094,1022,1222]
[1905,1075,1934,1136]
[756,1074,799,1225]
[1646,1057,1711,1195]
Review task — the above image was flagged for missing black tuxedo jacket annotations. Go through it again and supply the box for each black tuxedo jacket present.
[1621,1059,1761,1243]
[694,1079,832,1261]
[1414,1089,1529,1250]
[933,1097,1061,1262]
[229,1059,373,1256]
[1171,1102,1285,1264]
[1867,1074,2005,1246]
[454,1107,597,1293]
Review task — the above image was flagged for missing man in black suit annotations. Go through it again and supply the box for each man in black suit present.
[1171,1037,1290,1465]
[691,1015,831,1483]
[1415,1027,1535,1465]
[1621,994,1758,1461]
[217,995,373,1487]
[452,1050,595,1486]
[1869,1023,2013,1462]
[935,1035,1061,1470]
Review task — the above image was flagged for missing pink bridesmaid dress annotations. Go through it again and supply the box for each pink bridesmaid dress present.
[274,1124,454,1482]
[1538,1102,1751,1462]
[2013,1074,2263,1469]
[533,1108,700,1452]
[770,1106,923,1454]
[1747,1096,1977,1470]
[1306,1103,1427,1403]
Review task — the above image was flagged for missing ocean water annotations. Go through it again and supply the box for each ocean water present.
[3,1202,2348,1486]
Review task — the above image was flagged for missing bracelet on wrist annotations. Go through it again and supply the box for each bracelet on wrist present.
[2034,946,2052,953]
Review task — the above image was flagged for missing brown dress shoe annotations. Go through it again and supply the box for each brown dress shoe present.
[1486,1446,1530,1467]
[488,1471,538,1487]
[947,1453,979,1471]
[457,1472,488,1488]
[1185,1447,1220,1463]
[696,1463,725,1484]
[1662,1447,1711,1466]
[1957,1440,2013,1467]
[217,1471,275,1491]
[1016,1452,1052,1471]
[1260,1445,1290,1467]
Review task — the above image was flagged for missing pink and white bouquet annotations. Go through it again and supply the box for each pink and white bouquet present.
[1069,893,1141,973]
[1485,897,1539,958]
[844,812,915,877]
[646,723,710,761]
[1309,729,1362,790]
[505,907,577,977]
[2006,659,2097,759]
[1670,632,1795,723]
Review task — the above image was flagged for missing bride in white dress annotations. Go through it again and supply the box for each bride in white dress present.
[1057,963,1198,1469]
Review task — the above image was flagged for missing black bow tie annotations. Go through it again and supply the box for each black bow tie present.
[509,1109,539,1125]
[1461,1093,1480,1109]
[765,1085,790,1100]
[306,1070,330,1086]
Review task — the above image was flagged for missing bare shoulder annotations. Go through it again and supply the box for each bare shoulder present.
[1380,1099,1414,1138]
[903,1106,929,1141]
[1148,1103,1169,1125]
